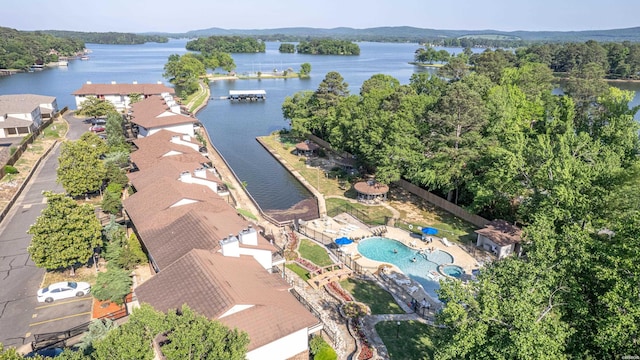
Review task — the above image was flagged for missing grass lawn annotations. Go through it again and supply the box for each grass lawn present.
[286,263,311,281]
[326,197,393,226]
[298,238,333,267]
[376,320,443,360]
[259,134,348,197]
[339,278,404,315]
[236,208,258,221]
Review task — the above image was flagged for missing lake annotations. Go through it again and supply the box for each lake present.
[1,39,639,215]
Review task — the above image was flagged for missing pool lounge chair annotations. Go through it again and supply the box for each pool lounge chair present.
[440,237,453,247]
[407,285,419,294]
[394,278,411,286]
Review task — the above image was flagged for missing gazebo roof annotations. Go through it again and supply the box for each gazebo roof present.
[354,181,389,195]
[475,220,522,247]
[295,141,320,151]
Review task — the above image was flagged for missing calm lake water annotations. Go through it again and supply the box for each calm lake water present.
[1,39,639,213]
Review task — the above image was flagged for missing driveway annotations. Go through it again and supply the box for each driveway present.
[0,113,89,350]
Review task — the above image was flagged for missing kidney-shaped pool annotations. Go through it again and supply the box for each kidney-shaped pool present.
[357,237,456,301]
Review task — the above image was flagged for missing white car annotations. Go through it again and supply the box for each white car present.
[37,281,91,303]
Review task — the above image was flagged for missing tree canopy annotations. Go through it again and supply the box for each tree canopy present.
[282,42,640,358]
[27,192,102,274]
[296,39,360,55]
[0,26,85,70]
[91,304,249,360]
[57,133,108,198]
[186,36,265,53]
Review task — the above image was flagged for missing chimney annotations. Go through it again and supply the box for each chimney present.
[157,81,162,84]
[111,81,116,84]
[238,226,258,246]
[86,81,92,84]
[133,80,138,84]
[220,235,240,257]
[179,170,192,182]
[194,167,207,178]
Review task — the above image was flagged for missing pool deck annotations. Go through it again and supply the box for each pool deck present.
[305,213,482,285]
[339,226,481,274]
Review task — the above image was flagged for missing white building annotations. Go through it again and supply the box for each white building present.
[0,94,57,138]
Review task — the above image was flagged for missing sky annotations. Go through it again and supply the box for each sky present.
[4,0,639,34]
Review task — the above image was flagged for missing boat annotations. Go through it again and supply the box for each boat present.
[80,56,89,61]
[58,61,68,66]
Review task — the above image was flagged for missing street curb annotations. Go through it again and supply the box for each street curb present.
[0,140,58,225]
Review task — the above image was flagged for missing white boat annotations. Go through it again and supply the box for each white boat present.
[58,61,68,66]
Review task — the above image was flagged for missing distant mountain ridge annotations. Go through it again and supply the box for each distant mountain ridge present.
[144,26,640,43]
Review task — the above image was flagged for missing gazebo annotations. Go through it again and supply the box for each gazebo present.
[475,220,522,259]
[354,180,389,203]
[295,140,320,156]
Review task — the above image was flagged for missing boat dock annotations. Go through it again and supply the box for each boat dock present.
[228,90,266,101]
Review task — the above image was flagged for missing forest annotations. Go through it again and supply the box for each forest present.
[42,30,168,45]
[283,45,640,358]
[0,27,85,70]
[185,36,266,53]
[296,39,360,55]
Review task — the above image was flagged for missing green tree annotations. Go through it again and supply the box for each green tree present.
[27,192,102,275]
[105,112,127,152]
[435,257,571,360]
[92,304,165,360]
[161,305,249,360]
[92,304,249,360]
[76,96,117,118]
[101,182,122,215]
[299,62,311,78]
[279,43,295,53]
[418,80,487,203]
[163,53,206,98]
[77,319,117,354]
[438,56,470,81]
[92,264,132,305]
[57,133,108,198]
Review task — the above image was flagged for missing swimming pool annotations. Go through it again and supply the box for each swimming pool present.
[357,237,455,300]
[440,265,464,278]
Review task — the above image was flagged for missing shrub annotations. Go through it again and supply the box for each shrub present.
[92,264,132,305]
[3,165,18,175]
[310,335,337,360]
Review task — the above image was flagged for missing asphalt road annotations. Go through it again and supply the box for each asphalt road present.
[0,113,89,350]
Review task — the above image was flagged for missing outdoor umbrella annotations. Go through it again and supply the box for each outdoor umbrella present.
[421,227,438,235]
[335,237,353,246]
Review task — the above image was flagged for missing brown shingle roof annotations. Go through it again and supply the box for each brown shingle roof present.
[129,96,195,129]
[0,94,56,114]
[129,130,209,171]
[0,116,33,128]
[295,141,320,151]
[72,83,174,96]
[475,220,522,246]
[354,181,389,195]
[135,249,319,351]
[128,159,223,191]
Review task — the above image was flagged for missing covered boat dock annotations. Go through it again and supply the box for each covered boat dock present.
[228,90,266,101]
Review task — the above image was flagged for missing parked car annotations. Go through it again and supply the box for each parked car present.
[90,125,105,133]
[91,118,106,125]
[37,281,91,303]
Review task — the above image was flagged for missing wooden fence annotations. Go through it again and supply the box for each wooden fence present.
[394,179,490,228]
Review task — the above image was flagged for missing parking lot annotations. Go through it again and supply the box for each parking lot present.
[28,296,92,337]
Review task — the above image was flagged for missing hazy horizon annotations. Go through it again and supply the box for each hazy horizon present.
[3,0,639,34]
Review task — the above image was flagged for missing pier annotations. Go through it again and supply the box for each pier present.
[228,90,266,101]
